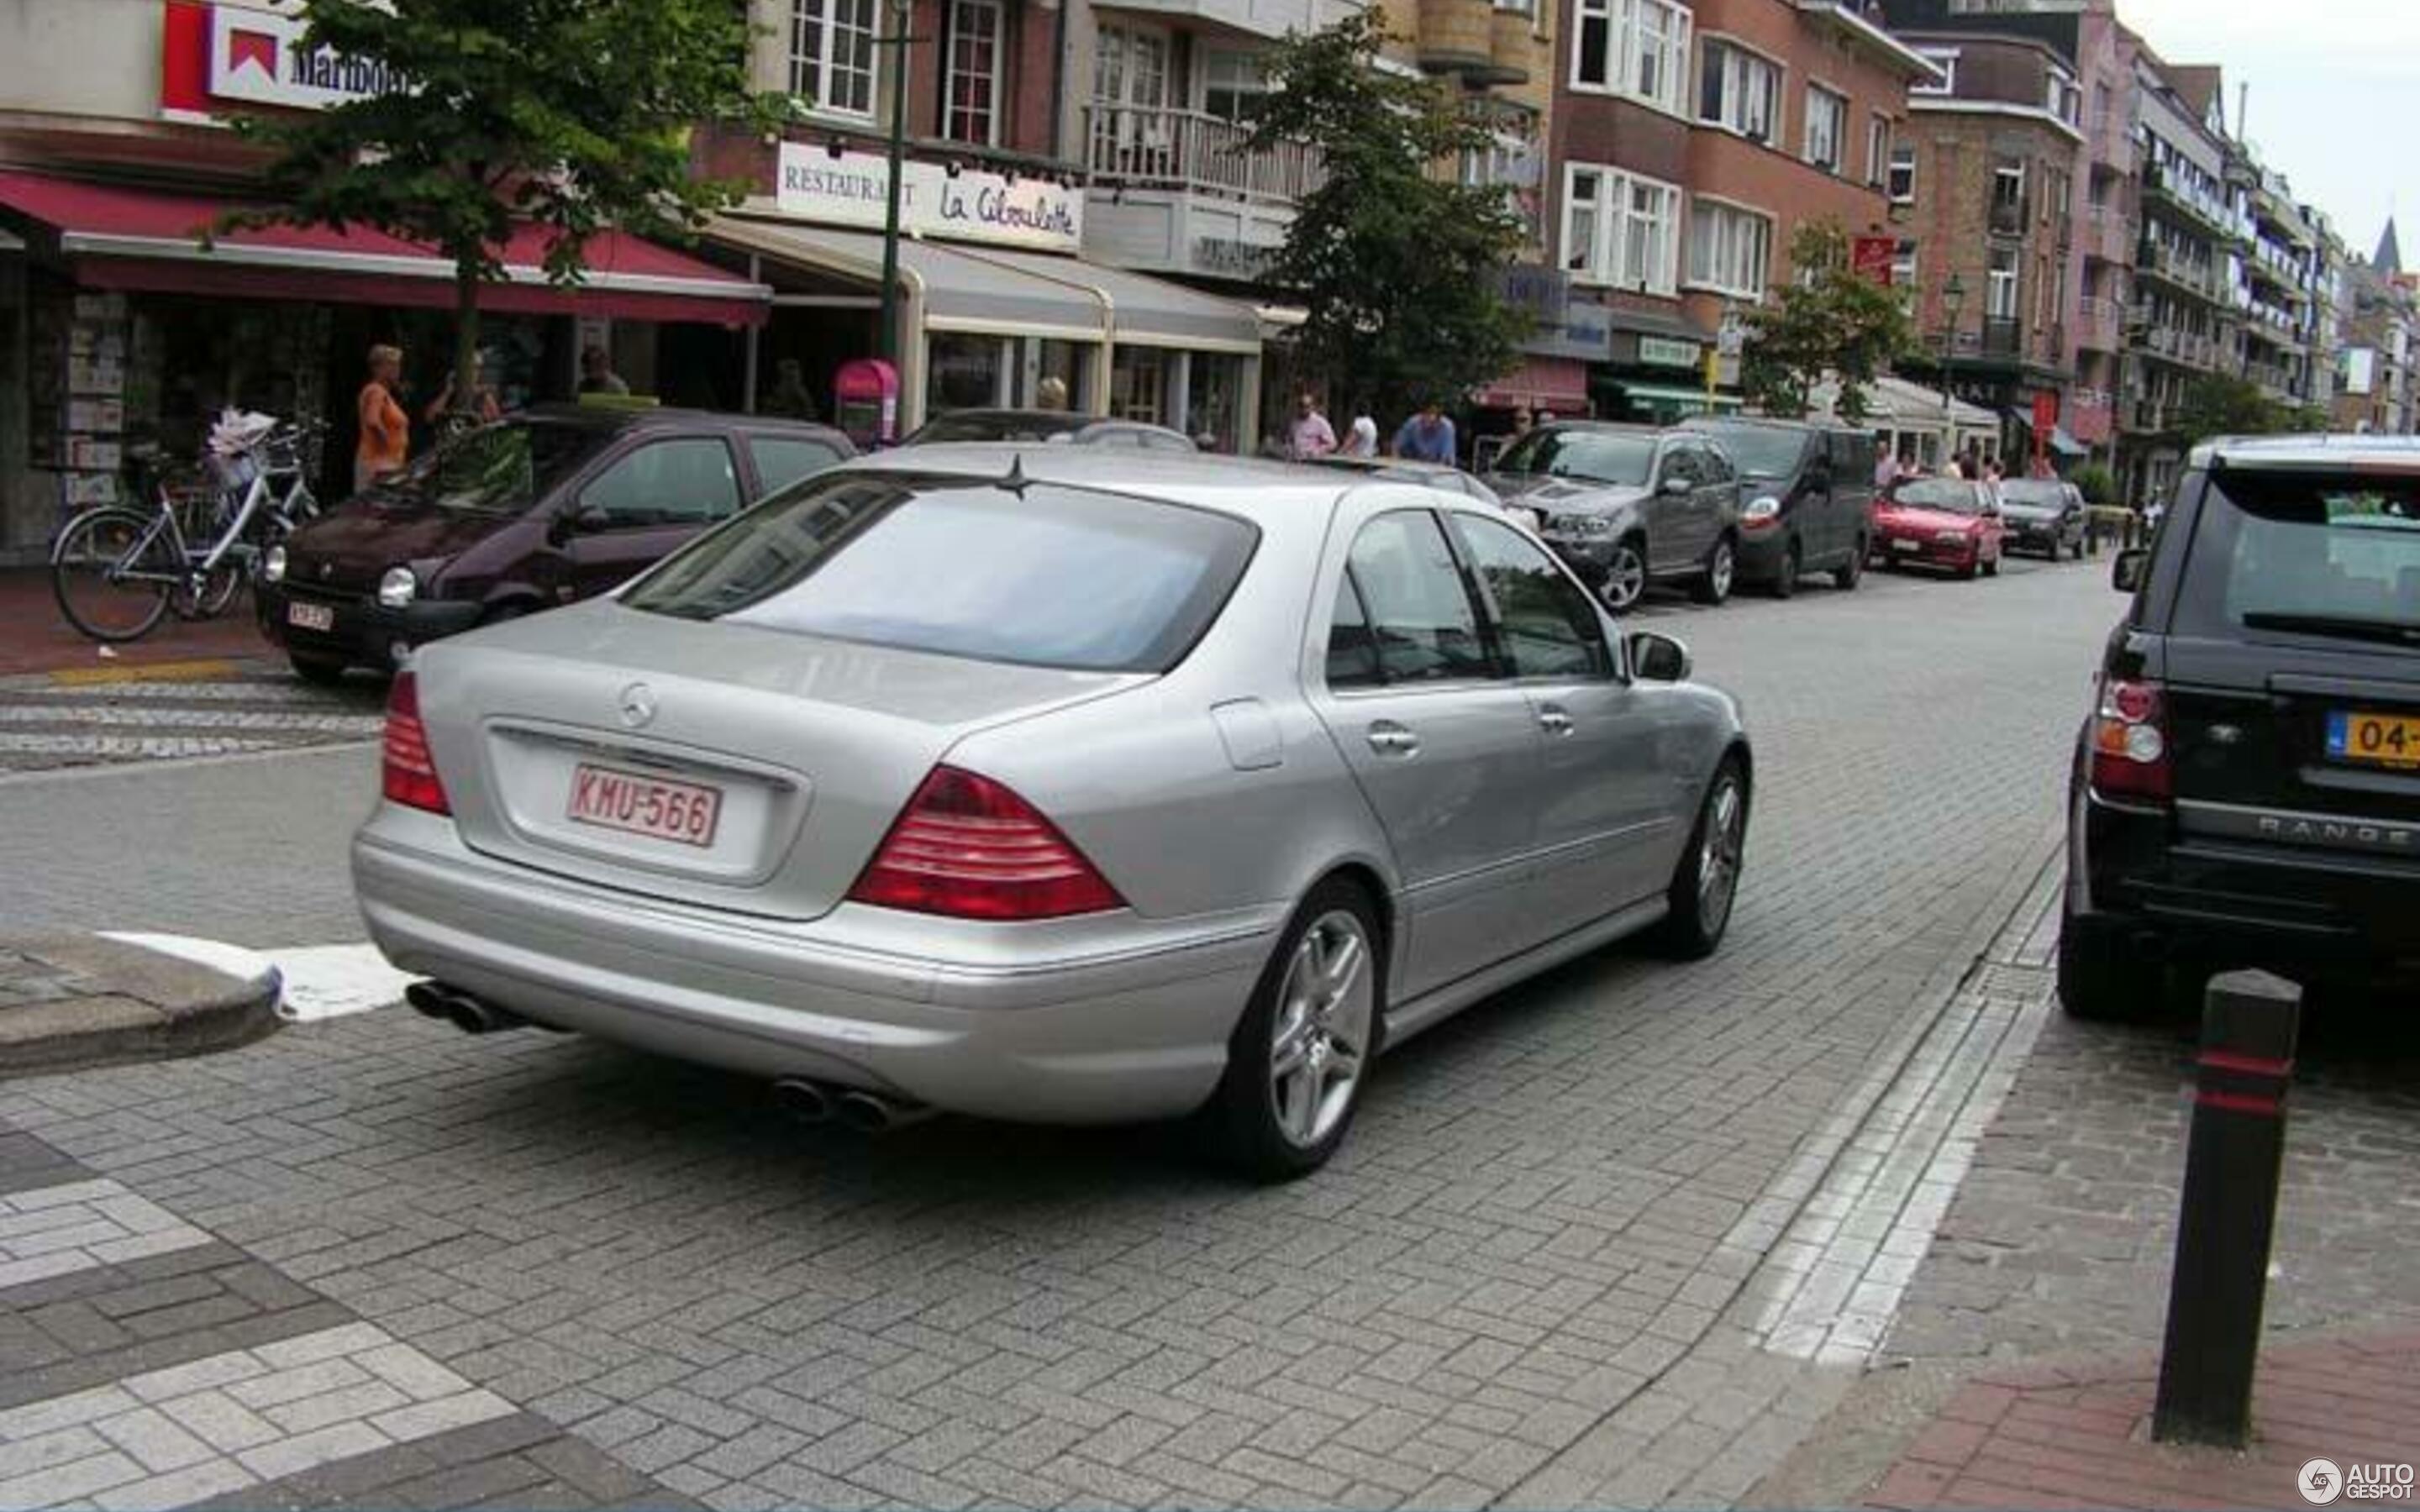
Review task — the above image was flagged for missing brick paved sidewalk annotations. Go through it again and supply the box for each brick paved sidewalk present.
[0,567,271,680]
[1867,1328,2420,1510]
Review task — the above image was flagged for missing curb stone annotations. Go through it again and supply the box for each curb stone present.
[0,933,281,1079]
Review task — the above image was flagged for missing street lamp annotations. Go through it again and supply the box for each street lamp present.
[1940,272,1967,459]
[875,0,918,368]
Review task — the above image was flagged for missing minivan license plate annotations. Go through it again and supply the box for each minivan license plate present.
[2327,710,2420,770]
[567,764,723,847]
[287,601,335,633]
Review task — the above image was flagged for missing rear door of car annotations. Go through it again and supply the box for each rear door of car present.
[1309,505,1549,998]
[565,433,747,598]
[2160,465,2420,851]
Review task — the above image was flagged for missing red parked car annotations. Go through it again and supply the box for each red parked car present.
[1872,477,2004,579]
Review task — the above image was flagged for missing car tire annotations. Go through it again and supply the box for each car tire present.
[1834,538,1865,591]
[1768,541,1801,599]
[288,653,349,687]
[1206,877,1386,1182]
[1649,757,1749,961]
[2057,909,2163,1023]
[1600,539,1648,614]
[1692,535,1737,606]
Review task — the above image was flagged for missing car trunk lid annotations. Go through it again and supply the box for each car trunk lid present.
[413,601,1147,920]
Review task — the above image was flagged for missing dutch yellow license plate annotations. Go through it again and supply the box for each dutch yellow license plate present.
[2327,710,2420,769]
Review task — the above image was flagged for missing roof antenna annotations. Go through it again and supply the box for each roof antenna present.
[1002,453,1028,496]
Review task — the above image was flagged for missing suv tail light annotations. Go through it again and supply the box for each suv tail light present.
[381,671,451,816]
[848,766,1125,921]
[2090,677,2171,802]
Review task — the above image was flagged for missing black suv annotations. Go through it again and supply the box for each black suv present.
[2060,436,2420,1018]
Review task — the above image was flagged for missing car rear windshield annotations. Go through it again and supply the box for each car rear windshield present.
[1890,480,1982,515]
[1493,430,1655,487]
[1689,425,1806,478]
[622,472,1260,673]
[2175,470,2420,647]
[370,420,607,513]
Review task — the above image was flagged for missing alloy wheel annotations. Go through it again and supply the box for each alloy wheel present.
[1268,910,1376,1150]
[1697,778,1745,939]
[1601,547,1647,612]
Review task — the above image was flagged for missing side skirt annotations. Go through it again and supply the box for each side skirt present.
[1381,895,1670,1049]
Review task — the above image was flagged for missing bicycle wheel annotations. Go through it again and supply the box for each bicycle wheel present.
[170,559,244,621]
[52,507,177,643]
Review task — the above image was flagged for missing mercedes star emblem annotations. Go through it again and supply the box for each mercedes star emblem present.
[618,683,656,729]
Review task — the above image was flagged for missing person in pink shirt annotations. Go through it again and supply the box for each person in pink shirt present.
[1288,391,1337,460]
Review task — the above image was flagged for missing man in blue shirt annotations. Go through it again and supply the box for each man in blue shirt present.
[1393,401,1457,464]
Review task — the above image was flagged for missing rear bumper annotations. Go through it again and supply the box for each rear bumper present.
[258,582,483,668]
[2072,791,2420,984]
[351,806,1281,1123]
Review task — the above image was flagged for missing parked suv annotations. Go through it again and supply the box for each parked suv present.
[1682,417,1874,596]
[2061,436,2420,1017]
[1484,423,1744,611]
[260,407,852,680]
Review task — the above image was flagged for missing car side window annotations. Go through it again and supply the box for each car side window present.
[583,438,744,526]
[749,436,844,496]
[1660,447,1702,490]
[1339,511,1494,685]
[1702,445,1734,486]
[1326,573,1382,689]
[1450,513,1611,680]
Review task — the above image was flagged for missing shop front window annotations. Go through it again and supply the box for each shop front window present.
[1186,354,1244,453]
[1033,339,1092,412]
[1112,347,1169,426]
[926,333,1012,414]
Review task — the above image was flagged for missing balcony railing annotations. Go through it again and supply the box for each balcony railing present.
[1083,105,1324,204]
[2077,296,2124,350]
[2083,204,2132,265]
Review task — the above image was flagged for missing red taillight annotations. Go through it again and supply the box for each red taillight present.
[847,765,1124,921]
[2090,677,2171,802]
[381,671,451,816]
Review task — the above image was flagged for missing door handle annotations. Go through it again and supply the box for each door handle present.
[1365,722,1419,757]
[1537,705,1575,738]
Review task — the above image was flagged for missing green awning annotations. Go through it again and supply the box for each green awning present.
[1618,382,1744,412]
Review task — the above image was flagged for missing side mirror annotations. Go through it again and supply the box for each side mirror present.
[2112,548,2149,593]
[1660,475,1692,496]
[549,504,608,547]
[1628,630,1691,684]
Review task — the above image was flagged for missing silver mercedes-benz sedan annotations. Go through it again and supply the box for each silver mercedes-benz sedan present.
[355,447,1752,1177]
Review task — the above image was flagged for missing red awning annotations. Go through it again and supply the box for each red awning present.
[1476,354,1589,413]
[0,172,767,327]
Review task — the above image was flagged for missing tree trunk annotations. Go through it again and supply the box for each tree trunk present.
[450,256,481,414]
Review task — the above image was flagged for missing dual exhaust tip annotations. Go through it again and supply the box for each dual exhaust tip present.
[406,982,929,1135]
[772,1078,932,1135]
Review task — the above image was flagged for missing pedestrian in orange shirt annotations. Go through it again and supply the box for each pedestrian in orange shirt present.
[355,344,409,494]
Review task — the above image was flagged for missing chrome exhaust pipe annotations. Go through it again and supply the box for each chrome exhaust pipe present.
[833,1089,934,1134]
[771,1079,834,1126]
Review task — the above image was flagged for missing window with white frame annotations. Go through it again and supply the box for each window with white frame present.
[1686,200,1775,300]
[1698,41,1779,142]
[1805,86,1846,173]
[1888,145,1916,203]
[1562,164,1680,293]
[1200,49,1267,122]
[1890,239,1918,291]
[792,0,879,118]
[1991,160,2026,222]
[1572,0,1691,113]
[1912,46,1957,95]
[1866,115,1891,188]
[943,0,1002,145]
[1987,246,2020,318]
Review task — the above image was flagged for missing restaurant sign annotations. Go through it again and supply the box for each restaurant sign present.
[161,2,408,118]
[775,145,1083,255]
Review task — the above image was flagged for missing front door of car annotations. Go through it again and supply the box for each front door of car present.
[1312,507,1547,1000]
[565,435,746,599]
[1448,511,1674,934]
[1648,444,1706,575]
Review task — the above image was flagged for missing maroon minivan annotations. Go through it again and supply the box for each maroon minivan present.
[258,406,852,681]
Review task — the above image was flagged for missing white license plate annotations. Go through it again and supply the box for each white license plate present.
[287,601,335,632]
[1891,538,1922,553]
[566,764,723,848]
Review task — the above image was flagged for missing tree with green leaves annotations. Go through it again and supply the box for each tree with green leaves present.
[227,0,786,400]
[1244,13,1529,425]
[2174,373,2286,446]
[1739,220,1915,423]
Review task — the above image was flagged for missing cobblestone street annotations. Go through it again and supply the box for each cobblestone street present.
[11,556,2386,1511]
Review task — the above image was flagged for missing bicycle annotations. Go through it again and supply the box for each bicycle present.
[50,415,325,643]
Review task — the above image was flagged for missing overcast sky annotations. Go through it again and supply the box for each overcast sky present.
[2118,0,2417,265]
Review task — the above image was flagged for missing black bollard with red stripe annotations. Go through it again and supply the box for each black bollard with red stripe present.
[2152,969,2303,1446]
